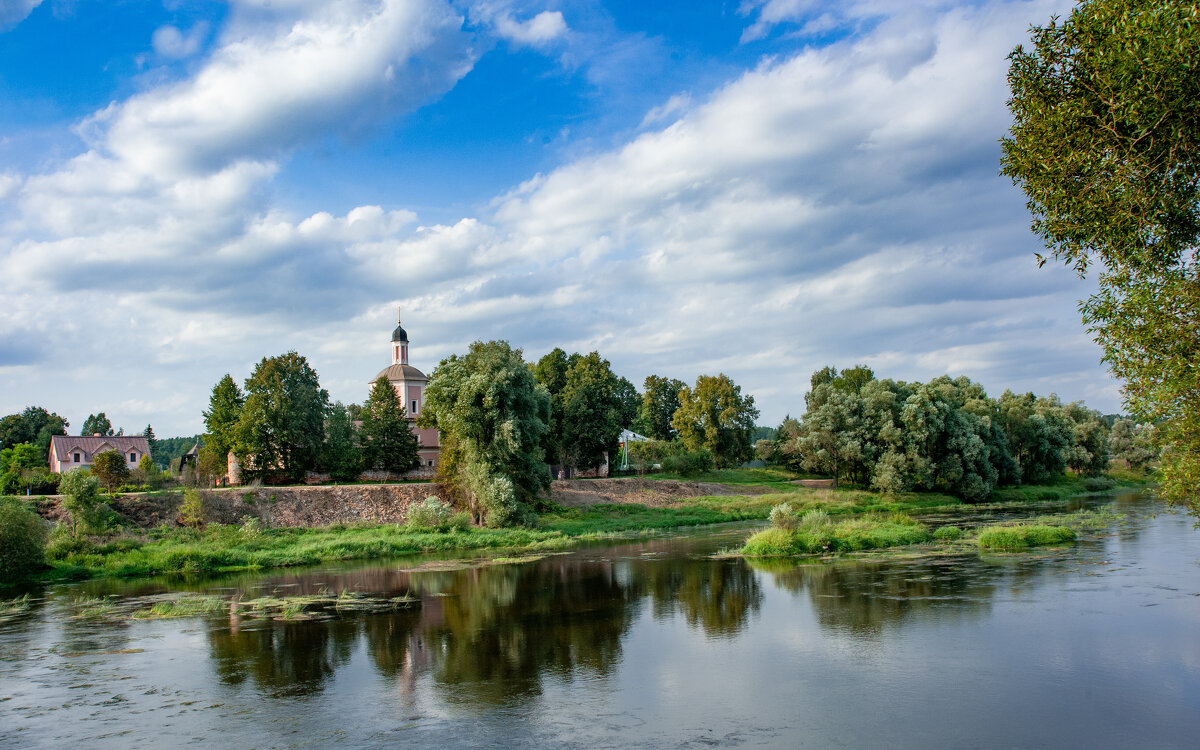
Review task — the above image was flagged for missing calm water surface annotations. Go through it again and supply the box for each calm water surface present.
[2,492,1198,749]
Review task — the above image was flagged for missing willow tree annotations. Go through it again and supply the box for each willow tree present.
[419,341,550,526]
[1001,0,1200,513]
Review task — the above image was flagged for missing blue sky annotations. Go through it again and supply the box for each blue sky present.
[0,0,1112,437]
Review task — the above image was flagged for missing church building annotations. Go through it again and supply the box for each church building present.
[371,313,441,469]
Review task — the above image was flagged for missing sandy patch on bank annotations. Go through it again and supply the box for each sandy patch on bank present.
[549,477,773,508]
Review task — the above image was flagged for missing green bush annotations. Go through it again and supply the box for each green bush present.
[179,488,205,528]
[0,498,48,580]
[933,525,963,541]
[59,469,114,535]
[408,496,454,529]
[743,512,929,556]
[447,511,472,532]
[978,524,1076,549]
[660,448,715,477]
[769,502,799,531]
[1082,476,1117,492]
[46,526,97,560]
[741,526,796,556]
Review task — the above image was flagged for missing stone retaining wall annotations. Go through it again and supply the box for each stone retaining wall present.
[243,483,448,527]
[35,483,449,529]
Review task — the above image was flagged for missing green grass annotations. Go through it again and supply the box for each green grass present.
[68,591,419,622]
[742,512,931,556]
[18,469,1145,583]
[40,523,575,580]
[644,466,806,489]
[977,524,1077,549]
[539,494,784,536]
[932,526,964,540]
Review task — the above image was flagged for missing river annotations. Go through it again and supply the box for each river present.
[1,491,1197,748]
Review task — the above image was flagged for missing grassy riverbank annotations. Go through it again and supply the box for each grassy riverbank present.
[739,506,1122,559]
[3,468,1153,586]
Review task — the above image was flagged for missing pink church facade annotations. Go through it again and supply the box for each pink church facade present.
[372,315,441,469]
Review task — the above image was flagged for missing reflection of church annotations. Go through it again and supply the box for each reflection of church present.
[371,311,441,469]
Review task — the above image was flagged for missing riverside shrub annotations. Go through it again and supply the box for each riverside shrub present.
[978,524,1076,549]
[0,498,48,580]
[769,502,799,531]
[408,497,453,528]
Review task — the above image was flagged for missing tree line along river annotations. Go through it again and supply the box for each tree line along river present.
[1,490,1197,749]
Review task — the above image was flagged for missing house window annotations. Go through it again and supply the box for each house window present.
[427,460,434,467]
[74,453,81,462]
[130,452,137,462]
[411,399,418,414]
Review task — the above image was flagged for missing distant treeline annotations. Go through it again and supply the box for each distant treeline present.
[759,365,1156,501]
[152,435,201,468]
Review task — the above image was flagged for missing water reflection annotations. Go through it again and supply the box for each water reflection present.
[637,558,761,637]
[187,551,763,703]
[209,618,360,697]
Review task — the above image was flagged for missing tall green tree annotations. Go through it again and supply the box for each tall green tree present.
[360,376,419,474]
[1001,0,1200,512]
[673,374,760,468]
[235,352,329,482]
[81,413,114,436]
[323,402,364,482]
[636,375,685,441]
[532,348,570,467]
[419,341,550,526]
[795,384,863,488]
[997,391,1074,484]
[0,406,69,458]
[1060,401,1112,476]
[91,450,130,492]
[560,352,627,471]
[142,425,158,467]
[1109,417,1158,470]
[203,374,244,458]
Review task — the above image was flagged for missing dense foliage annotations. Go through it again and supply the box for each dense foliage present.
[1001,0,1199,513]
[234,352,330,482]
[360,376,420,474]
[0,498,47,581]
[1,442,59,495]
[626,440,714,477]
[81,413,115,437]
[636,375,685,441]
[779,367,1112,501]
[322,402,363,482]
[534,349,635,474]
[59,469,111,535]
[0,406,68,458]
[199,373,244,480]
[90,449,130,491]
[420,340,551,526]
[673,374,760,468]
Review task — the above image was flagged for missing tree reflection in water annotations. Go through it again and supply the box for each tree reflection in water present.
[202,550,763,702]
[635,557,762,637]
[209,617,360,697]
[749,554,1057,637]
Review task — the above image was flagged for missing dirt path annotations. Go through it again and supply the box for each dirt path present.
[549,477,774,508]
[792,479,835,489]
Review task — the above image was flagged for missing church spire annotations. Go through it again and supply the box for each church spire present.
[391,307,409,365]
